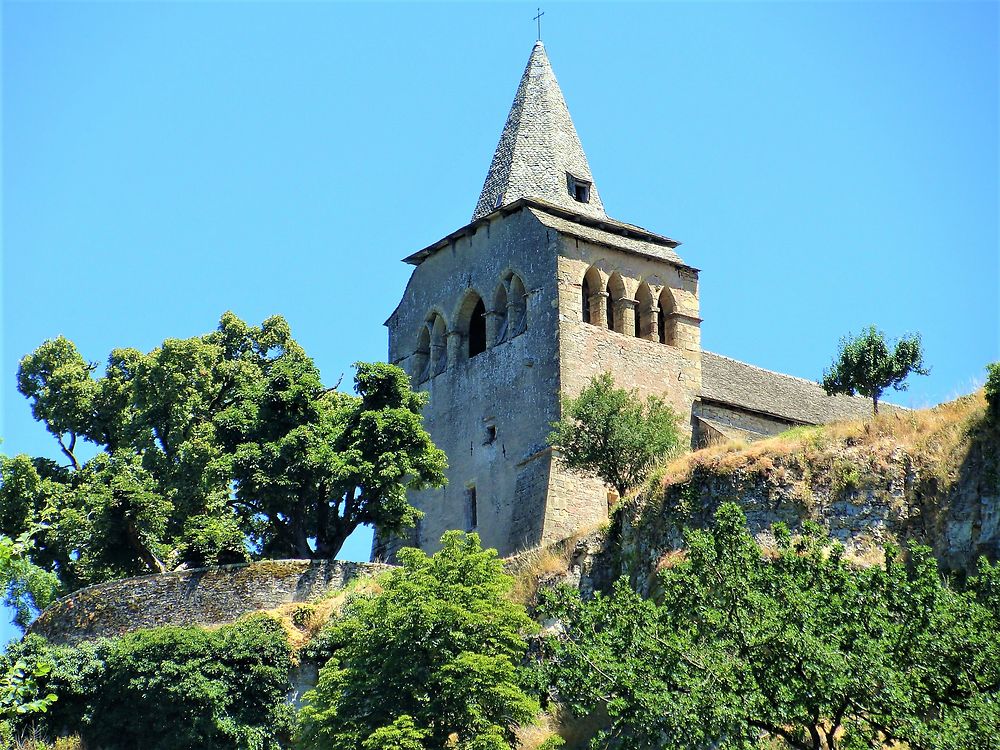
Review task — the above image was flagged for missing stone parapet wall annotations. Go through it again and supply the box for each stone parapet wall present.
[29,559,391,646]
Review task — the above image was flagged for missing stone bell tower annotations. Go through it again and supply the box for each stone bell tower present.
[374,42,702,561]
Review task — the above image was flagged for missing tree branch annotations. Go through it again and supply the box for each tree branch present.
[57,433,81,471]
[747,719,813,750]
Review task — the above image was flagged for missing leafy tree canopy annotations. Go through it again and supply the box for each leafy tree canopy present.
[0,530,60,631]
[541,504,1000,750]
[296,532,540,750]
[1,313,446,592]
[821,325,929,414]
[548,372,680,498]
[985,362,1000,425]
[1,614,294,750]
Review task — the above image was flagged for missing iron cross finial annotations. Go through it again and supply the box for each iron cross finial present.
[534,7,545,41]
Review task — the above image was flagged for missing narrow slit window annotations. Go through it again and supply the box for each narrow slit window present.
[465,486,478,530]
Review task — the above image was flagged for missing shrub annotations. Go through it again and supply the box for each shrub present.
[297,532,539,750]
[541,504,1000,750]
[1,615,294,750]
[549,372,681,498]
[986,362,1000,424]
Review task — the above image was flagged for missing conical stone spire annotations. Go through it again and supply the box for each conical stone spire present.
[472,41,606,221]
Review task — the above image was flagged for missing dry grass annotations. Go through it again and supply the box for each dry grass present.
[659,391,988,495]
[266,575,383,652]
[510,545,577,607]
[655,549,687,572]
[8,734,85,750]
[842,541,891,569]
[516,712,564,749]
[508,525,605,606]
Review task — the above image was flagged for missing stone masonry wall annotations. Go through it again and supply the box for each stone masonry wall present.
[548,236,702,545]
[29,559,389,646]
[694,400,798,441]
[381,207,563,559]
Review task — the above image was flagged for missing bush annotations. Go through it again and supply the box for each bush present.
[541,504,1000,750]
[297,532,539,750]
[1,615,294,750]
[986,362,1000,424]
[548,373,681,498]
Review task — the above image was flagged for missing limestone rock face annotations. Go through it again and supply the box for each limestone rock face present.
[552,398,999,597]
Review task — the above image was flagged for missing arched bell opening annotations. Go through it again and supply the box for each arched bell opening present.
[507,274,527,337]
[492,283,509,345]
[636,282,656,341]
[606,272,627,334]
[658,287,678,346]
[582,265,604,326]
[413,324,431,382]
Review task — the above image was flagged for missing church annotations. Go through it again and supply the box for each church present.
[373,41,873,561]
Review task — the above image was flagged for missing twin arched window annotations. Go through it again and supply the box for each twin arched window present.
[413,272,529,381]
[581,267,679,346]
[415,313,449,381]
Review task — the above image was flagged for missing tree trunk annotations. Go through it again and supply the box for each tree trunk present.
[293,520,313,559]
[126,518,167,574]
[324,524,352,561]
[313,493,331,558]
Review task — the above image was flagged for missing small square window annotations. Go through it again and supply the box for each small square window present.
[568,174,591,204]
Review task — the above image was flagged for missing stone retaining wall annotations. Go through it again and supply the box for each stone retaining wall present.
[29,559,390,645]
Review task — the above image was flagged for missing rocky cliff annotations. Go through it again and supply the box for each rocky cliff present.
[555,391,998,598]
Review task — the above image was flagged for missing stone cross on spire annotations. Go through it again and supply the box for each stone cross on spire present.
[471,41,606,222]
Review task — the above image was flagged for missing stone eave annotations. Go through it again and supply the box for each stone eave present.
[402,197,691,269]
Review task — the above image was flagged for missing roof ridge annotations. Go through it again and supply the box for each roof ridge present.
[702,350,824,388]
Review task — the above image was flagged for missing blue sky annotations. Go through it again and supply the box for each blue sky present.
[2,2,997,642]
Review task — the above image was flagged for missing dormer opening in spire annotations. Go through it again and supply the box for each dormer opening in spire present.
[568,174,591,204]
[472,41,606,221]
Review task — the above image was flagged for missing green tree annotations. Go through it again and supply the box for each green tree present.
[985,362,1000,425]
[0,529,60,631]
[296,532,539,750]
[548,372,680,498]
[1,615,294,750]
[0,656,57,720]
[1,313,446,591]
[230,360,447,559]
[541,504,1000,750]
[821,325,929,415]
